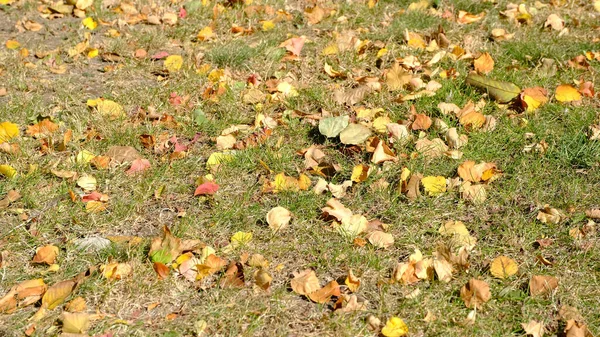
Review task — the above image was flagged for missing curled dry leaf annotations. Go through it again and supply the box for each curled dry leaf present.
[308,280,340,303]
[490,256,518,279]
[520,87,548,112]
[321,198,352,221]
[266,206,292,232]
[337,214,368,238]
[291,269,320,296]
[460,278,491,308]
[544,14,564,31]
[537,205,564,224]
[372,139,397,164]
[254,268,272,291]
[529,275,558,296]
[334,294,367,313]
[0,279,47,314]
[521,320,544,337]
[586,209,600,219]
[344,269,360,292]
[220,262,245,289]
[432,252,453,282]
[196,254,227,280]
[101,262,132,280]
[32,245,59,265]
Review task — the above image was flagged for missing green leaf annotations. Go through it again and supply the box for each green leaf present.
[466,73,521,103]
[193,107,208,126]
[318,116,349,138]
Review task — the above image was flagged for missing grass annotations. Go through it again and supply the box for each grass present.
[0,0,600,336]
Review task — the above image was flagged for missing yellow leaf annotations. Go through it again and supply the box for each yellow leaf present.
[5,40,20,50]
[61,312,90,334]
[230,231,252,247]
[0,164,17,179]
[337,214,368,238]
[376,47,388,58]
[321,44,338,56]
[351,164,369,183]
[101,262,132,280]
[490,255,518,279]
[42,280,76,310]
[88,98,125,118]
[381,317,409,337]
[344,269,360,292]
[0,121,19,144]
[197,26,215,41]
[261,20,275,31]
[76,150,96,164]
[164,55,183,73]
[0,0,15,4]
[520,87,548,111]
[87,48,98,58]
[438,220,477,247]
[85,200,106,213]
[386,63,411,91]
[76,175,97,191]
[82,17,97,30]
[555,84,582,102]
[206,151,234,171]
[421,176,446,196]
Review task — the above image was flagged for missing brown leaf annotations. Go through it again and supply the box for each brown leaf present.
[32,245,59,265]
[220,262,245,288]
[254,268,272,291]
[344,269,361,292]
[460,278,491,308]
[64,297,86,313]
[585,208,600,219]
[148,225,181,265]
[411,114,432,130]
[105,145,141,164]
[291,269,320,296]
[366,231,394,248]
[308,280,340,303]
[196,254,228,280]
[564,320,592,337]
[334,294,368,313]
[405,173,422,201]
[304,5,326,25]
[529,275,558,296]
[0,279,47,313]
[101,262,132,280]
[521,320,544,337]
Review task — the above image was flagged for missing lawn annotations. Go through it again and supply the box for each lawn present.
[0,0,599,336]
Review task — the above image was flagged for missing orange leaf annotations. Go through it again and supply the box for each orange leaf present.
[26,119,58,138]
[291,269,320,296]
[555,84,582,102]
[32,245,59,265]
[474,53,494,74]
[308,280,340,303]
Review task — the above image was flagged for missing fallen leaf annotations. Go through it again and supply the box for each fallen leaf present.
[0,121,19,144]
[522,320,544,337]
[334,294,368,313]
[76,175,97,191]
[457,11,485,24]
[319,116,349,138]
[520,87,548,111]
[537,205,563,224]
[529,275,558,296]
[490,256,518,279]
[308,280,340,303]
[474,53,494,74]
[196,254,227,280]
[82,17,97,30]
[266,206,292,232]
[291,269,320,296]
[101,262,132,280]
[254,268,272,291]
[64,297,86,313]
[344,270,360,292]
[460,278,491,308]
[220,262,245,288]
[339,123,372,145]
[87,98,125,119]
[32,245,59,265]
[438,221,477,247]
[466,73,521,103]
[381,316,409,337]
[366,231,394,248]
[337,214,368,238]
[0,165,17,179]
[421,176,446,196]
[164,55,183,73]
[544,14,564,31]
[26,119,58,138]
[411,114,432,130]
[126,158,151,175]
[149,226,181,265]
[61,312,90,334]
[0,279,47,313]
[321,198,352,221]
[386,63,412,91]
[555,84,582,102]
[305,5,326,25]
[372,139,397,164]
[194,181,219,196]
[42,279,77,310]
[351,164,370,183]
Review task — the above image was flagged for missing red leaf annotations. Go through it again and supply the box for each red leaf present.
[194,182,219,196]
[126,159,151,175]
[178,7,187,18]
[82,191,103,202]
[151,51,169,60]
